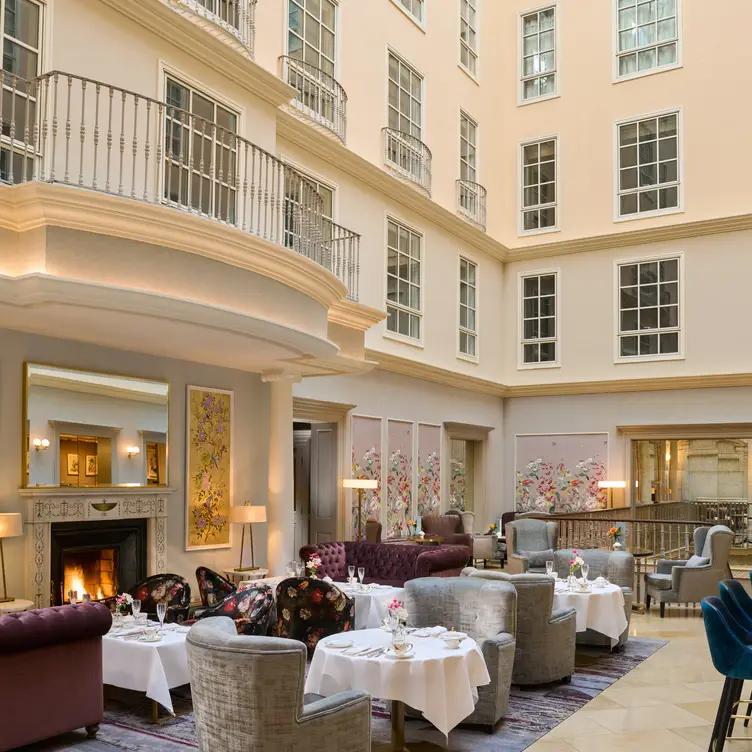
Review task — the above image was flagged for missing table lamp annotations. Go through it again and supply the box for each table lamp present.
[229,503,266,571]
[598,480,627,509]
[343,478,378,541]
[0,513,23,603]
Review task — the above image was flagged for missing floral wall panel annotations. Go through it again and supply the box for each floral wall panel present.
[417,423,441,518]
[186,387,232,550]
[386,420,413,539]
[351,415,382,539]
[515,433,609,514]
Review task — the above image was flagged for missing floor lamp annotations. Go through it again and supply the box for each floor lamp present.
[343,479,378,541]
[0,513,23,603]
[229,503,267,571]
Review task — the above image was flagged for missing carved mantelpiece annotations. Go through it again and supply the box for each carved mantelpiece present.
[19,486,175,608]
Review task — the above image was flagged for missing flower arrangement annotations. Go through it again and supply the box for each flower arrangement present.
[485,523,497,536]
[606,526,621,542]
[407,518,417,536]
[306,554,322,578]
[114,592,133,614]
[568,550,584,577]
[387,597,408,626]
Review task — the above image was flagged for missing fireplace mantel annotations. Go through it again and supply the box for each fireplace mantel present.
[20,486,176,607]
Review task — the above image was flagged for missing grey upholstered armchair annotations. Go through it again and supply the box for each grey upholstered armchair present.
[554,549,634,648]
[505,518,559,574]
[404,577,516,730]
[644,525,734,618]
[462,568,576,685]
[187,617,371,752]
[452,510,496,566]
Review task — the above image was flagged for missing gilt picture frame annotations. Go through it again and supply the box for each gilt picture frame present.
[67,453,79,476]
[85,455,97,477]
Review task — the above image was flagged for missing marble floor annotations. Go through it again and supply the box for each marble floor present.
[531,606,751,751]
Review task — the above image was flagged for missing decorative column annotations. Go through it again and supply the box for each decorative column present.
[263,372,299,576]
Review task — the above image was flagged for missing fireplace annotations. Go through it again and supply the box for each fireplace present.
[50,519,148,606]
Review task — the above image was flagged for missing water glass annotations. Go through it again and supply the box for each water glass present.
[286,561,296,576]
[295,561,304,577]
[545,561,554,578]
[156,602,167,630]
[68,590,78,605]
[132,599,141,619]
[348,565,355,582]
[581,563,590,582]
[357,567,365,586]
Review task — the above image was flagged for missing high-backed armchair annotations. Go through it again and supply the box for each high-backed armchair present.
[555,549,634,648]
[452,511,497,567]
[129,573,192,623]
[645,525,734,617]
[191,584,274,636]
[365,518,382,543]
[420,514,473,549]
[187,618,371,752]
[461,568,576,684]
[195,566,236,613]
[505,519,558,574]
[404,577,516,730]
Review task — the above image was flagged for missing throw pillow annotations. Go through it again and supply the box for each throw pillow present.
[685,555,710,568]
[522,549,555,568]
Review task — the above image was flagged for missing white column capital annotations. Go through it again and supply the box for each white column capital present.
[262,370,301,384]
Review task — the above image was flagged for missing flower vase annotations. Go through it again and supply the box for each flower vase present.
[567,575,576,590]
[391,621,406,647]
[113,612,124,628]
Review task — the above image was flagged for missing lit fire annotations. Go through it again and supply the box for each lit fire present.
[66,564,104,601]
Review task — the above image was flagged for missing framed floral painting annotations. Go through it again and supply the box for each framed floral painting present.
[186,386,232,551]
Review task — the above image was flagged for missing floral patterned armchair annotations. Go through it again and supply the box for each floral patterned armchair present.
[129,573,192,623]
[194,566,237,618]
[190,584,274,635]
[275,577,354,656]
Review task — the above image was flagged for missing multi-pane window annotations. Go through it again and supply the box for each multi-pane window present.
[1,0,41,184]
[520,6,556,101]
[618,112,679,217]
[458,112,480,216]
[459,257,477,358]
[284,172,333,250]
[618,257,680,358]
[164,78,238,223]
[521,138,556,232]
[386,218,421,340]
[460,0,478,76]
[288,0,336,77]
[388,52,422,139]
[616,0,678,78]
[396,0,423,23]
[521,273,557,365]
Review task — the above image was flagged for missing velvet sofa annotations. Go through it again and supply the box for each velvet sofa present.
[0,603,112,751]
[299,541,471,587]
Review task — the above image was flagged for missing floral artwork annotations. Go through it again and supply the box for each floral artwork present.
[186,386,232,550]
[449,458,467,510]
[515,434,608,514]
[351,415,382,539]
[386,421,413,539]
[417,424,441,517]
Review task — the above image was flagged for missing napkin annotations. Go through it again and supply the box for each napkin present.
[322,576,334,584]
[413,626,447,638]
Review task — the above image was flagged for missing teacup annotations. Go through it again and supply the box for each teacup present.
[440,631,467,649]
[392,640,413,656]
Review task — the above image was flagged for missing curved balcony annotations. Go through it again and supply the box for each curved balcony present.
[169,0,257,57]
[324,219,360,302]
[0,70,359,300]
[279,56,347,144]
[382,127,432,197]
[456,179,487,231]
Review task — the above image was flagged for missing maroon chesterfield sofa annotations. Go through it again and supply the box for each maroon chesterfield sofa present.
[0,603,112,751]
[299,540,471,587]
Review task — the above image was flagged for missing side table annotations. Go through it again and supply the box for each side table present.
[223,567,268,584]
[0,599,34,614]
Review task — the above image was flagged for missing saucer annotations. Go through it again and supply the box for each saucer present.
[385,647,415,659]
[325,638,354,649]
[138,632,162,643]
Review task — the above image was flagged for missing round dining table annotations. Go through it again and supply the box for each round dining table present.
[553,580,628,647]
[305,627,490,750]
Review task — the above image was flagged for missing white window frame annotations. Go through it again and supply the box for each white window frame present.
[614,253,684,364]
[518,3,558,105]
[613,0,682,83]
[384,214,424,347]
[390,0,426,31]
[387,49,424,141]
[459,0,479,80]
[518,269,560,369]
[519,134,559,236]
[614,107,683,223]
[458,254,479,362]
[286,0,337,75]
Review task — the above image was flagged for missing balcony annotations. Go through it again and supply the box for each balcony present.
[0,70,359,301]
[456,179,487,231]
[382,127,431,197]
[279,56,347,144]
[167,0,257,57]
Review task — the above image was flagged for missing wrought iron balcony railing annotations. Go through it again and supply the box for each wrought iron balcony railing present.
[279,56,347,144]
[325,219,360,302]
[0,71,360,300]
[456,179,487,231]
[382,127,431,196]
[170,0,257,57]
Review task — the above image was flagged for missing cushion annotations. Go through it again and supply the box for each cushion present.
[686,555,710,568]
[521,549,554,568]
[646,572,673,591]
[513,519,551,552]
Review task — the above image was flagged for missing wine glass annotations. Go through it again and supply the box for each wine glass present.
[348,565,355,583]
[156,602,167,631]
[545,560,554,578]
[132,599,142,620]
[581,563,590,582]
[357,567,365,588]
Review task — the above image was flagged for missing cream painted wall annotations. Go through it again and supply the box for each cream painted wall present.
[0,328,270,600]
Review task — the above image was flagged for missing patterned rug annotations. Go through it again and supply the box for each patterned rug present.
[90,637,667,752]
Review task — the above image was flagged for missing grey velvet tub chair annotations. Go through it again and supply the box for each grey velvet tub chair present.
[186,617,371,752]
[554,549,634,649]
[644,525,734,618]
[505,518,559,574]
[404,577,516,730]
[462,568,576,685]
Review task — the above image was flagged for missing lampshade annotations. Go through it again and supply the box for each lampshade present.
[343,478,378,490]
[0,513,23,538]
[598,481,627,489]
[229,505,267,524]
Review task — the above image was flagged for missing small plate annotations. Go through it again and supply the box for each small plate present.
[385,647,415,659]
[138,633,162,643]
[325,638,355,649]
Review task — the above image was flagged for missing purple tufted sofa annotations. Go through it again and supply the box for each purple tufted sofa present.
[0,603,112,751]
[299,541,471,587]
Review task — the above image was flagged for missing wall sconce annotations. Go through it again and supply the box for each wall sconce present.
[126,446,141,458]
[32,438,50,451]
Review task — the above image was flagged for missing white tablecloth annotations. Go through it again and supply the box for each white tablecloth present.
[337,584,404,630]
[102,626,191,713]
[305,627,490,736]
[553,582,628,646]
